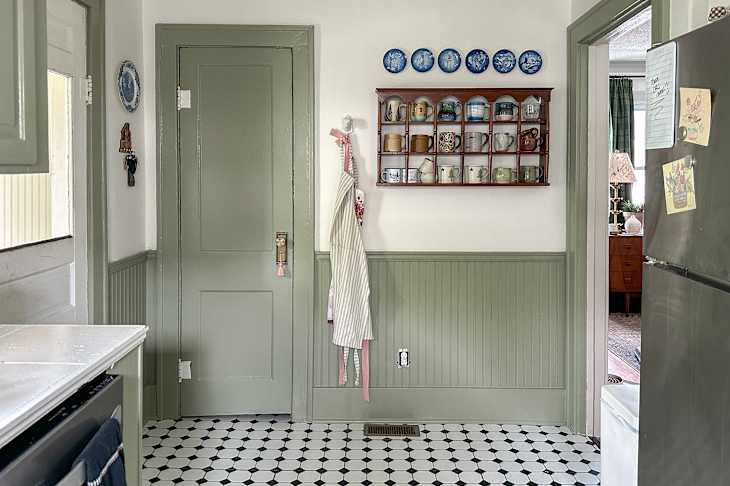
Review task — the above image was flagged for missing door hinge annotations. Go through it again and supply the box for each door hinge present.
[178,359,192,383]
[177,86,191,110]
[85,75,93,105]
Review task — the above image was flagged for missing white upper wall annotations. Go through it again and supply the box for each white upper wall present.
[106,0,146,261]
[139,0,571,252]
[571,0,602,21]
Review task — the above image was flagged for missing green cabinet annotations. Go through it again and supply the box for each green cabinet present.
[0,0,48,173]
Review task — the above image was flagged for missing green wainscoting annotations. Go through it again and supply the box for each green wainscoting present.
[108,250,158,419]
[314,252,567,424]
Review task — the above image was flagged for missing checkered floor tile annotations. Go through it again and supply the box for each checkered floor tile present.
[142,415,601,485]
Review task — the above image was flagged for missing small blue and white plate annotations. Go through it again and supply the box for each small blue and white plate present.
[438,48,461,73]
[492,49,517,74]
[117,60,141,113]
[519,50,543,74]
[465,49,489,74]
[383,48,407,74]
[411,48,435,72]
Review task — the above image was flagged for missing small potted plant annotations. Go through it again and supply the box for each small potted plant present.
[621,201,644,234]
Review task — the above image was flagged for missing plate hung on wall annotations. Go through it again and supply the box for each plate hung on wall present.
[518,50,543,74]
[117,60,141,112]
[438,48,462,73]
[383,48,407,74]
[492,49,517,74]
[465,49,489,74]
[411,48,435,73]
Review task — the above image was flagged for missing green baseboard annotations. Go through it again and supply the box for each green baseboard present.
[312,387,565,424]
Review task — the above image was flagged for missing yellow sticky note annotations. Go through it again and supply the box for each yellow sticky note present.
[679,87,712,146]
[663,158,696,214]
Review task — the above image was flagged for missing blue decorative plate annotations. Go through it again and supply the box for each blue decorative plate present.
[438,48,461,73]
[492,49,517,74]
[383,48,407,74]
[465,49,489,74]
[117,60,141,113]
[519,50,543,74]
[411,48,434,73]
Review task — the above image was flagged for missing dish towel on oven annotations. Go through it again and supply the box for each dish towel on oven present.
[72,417,126,486]
[328,128,373,401]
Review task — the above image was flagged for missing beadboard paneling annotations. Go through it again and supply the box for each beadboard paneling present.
[313,252,566,421]
[109,253,149,325]
[109,251,158,419]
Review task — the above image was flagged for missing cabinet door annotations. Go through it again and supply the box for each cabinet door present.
[0,0,48,173]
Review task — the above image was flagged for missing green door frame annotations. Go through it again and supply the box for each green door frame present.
[566,0,670,433]
[155,25,315,420]
[74,0,108,324]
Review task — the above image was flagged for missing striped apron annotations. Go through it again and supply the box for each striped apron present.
[328,130,373,401]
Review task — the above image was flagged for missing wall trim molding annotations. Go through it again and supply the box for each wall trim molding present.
[312,387,565,424]
[566,0,670,434]
[156,25,315,420]
[108,250,157,273]
[315,251,566,261]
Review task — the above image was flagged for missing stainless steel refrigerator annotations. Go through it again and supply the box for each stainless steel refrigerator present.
[639,17,730,485]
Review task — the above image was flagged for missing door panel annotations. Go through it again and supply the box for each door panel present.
[198,64,273,251]
[179,47,293,416]
[0,0,49,173]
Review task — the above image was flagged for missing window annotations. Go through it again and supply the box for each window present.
[632,109,646,206]
[0,71,73,250]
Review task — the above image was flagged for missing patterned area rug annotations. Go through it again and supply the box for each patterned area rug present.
[608,313,641,372]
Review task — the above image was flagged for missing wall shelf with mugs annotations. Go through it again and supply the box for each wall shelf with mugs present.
[376,87,553,187]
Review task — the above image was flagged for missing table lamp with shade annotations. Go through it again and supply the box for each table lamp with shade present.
[608,151,637,234]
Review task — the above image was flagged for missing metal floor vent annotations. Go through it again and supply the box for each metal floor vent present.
[364,423,420,438]
[607,373,624,384]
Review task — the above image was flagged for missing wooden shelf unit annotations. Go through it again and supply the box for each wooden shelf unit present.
[376,87,553,187]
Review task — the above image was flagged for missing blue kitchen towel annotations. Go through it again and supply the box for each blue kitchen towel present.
[72,418,126,486]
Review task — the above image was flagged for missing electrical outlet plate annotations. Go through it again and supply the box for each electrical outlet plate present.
[397,348,410,368]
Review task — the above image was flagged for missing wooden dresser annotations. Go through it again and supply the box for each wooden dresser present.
[609,234,643,313]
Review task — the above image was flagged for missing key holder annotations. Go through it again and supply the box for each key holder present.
[275,232,288,277]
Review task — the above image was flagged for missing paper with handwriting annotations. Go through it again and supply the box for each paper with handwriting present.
[646,41,677,149]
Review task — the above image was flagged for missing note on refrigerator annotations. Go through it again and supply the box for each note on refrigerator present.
[646,41,677,149]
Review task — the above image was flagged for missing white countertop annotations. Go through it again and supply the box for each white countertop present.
[0,324,147,448]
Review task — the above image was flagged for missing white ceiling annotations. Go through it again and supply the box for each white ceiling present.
[608,8,652,62]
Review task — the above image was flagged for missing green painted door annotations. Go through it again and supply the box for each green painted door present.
[178,47,294,416]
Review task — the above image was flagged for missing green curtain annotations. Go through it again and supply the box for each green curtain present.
[610,77,635,202]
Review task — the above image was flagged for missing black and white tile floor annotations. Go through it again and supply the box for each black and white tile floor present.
[142,415,601,486]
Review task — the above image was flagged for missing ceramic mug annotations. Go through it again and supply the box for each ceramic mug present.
[467,165,488,184]
[384,98,407,122]
[495,101,517,120]
[411,100,433,122]
[492,167,513,184]
[402,168,421,184]
[519,165,544,183]
[410,134,434,153]
[437,100,461,121]
[383,133,405,152]
[519,128,541,152]
[464,132,489,152]
[493,132,516,152]
[465,101,489,121]
[522,98,542,120]
[439,165,461,184]
[438,132,462,153]
[380,168,402,183]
